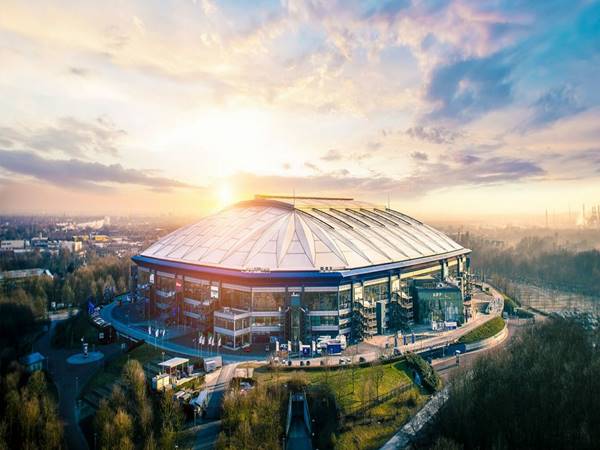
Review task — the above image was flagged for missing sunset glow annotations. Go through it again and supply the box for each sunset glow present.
[0,1,598,223]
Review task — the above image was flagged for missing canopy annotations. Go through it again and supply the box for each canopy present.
[158,357,189,368]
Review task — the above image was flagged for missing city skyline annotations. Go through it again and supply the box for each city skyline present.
[1,1,599,221]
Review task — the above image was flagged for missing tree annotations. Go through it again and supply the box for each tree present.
[434,318,600,449]
[371,362,385,400]
[0,368,63,450]
[60,282,75,306]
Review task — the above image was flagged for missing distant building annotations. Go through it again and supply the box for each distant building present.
[0,268,53,284]
[59,240,83,253]
[19,352,45,373]
[0,239,26,251]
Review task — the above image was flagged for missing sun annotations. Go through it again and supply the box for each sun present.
[218,184,233,207]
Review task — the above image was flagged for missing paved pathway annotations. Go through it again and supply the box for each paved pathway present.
[34,316,121,450]
[101,303,258,363]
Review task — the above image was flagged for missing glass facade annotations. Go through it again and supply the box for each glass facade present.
[155,275,175,292]
[339,288,352,310]
[137,270,150,287]
[252,316,281,327]
[303,291,338,311]
[309,315,338,326]
[137,254,469,348]
[184,281,210,300]
[221,287,251,310]
[364,281,389,303]
[253,291,285,311]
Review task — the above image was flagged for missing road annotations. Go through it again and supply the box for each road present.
[432,317,529,382]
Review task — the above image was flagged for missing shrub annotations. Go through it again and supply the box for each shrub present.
[405,353,441,393]
[503,295,519,314]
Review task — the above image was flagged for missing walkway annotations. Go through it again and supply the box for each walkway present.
[100,302,258,363]
[34,315,121,450]
[204,363,238,419]
[286,394,312,450]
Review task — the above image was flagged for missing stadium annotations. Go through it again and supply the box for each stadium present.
[131,195,471,350]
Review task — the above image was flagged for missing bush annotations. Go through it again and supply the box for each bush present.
[458,317,505,345]
[516,309,534,319]
[405,352,441,393]
[503,295,519,314]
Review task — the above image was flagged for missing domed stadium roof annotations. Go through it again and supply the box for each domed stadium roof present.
[140,195,466,272]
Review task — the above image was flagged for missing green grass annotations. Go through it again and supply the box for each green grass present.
[83,344,165,394]
[335,387,428,450]
[254,360,412,413]
[458,317,505,344]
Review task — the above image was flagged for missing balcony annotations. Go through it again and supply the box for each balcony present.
[155,289,176,298]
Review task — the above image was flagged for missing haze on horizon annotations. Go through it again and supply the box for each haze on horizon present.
[0,0,599,224]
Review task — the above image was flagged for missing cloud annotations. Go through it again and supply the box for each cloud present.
[68,66,89,77]
[0,116,125,158]
[523,85,586,130]
[410,151,429,161]
[229,153,544,198]
[406,125,463,144]
[0,150,194,191]
[426,53,513,122]
[321,149,342,161]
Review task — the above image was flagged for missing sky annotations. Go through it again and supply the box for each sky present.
[0,0,599,223]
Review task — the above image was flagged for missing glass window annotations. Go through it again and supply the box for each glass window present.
[303,291,338,311]
[215,317,234,330]
[310,315,338,326]
[221,287,251,310]
[137,270,150,287]
[253,292,285,311]
[156,275,175,292]
[339,289,352,310]
[252,316,281,327]
[364,281,389,303]
[235,317,250,329]
[184,281,210,300]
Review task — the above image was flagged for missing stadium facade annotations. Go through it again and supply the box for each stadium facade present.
[131,195,471,350]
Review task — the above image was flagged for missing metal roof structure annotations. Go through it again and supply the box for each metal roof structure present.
[158,357,189,368]
[140,195,466,272]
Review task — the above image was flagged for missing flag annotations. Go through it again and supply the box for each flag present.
[148,325,151,335]
[217,337,221,347]
[155,329,159,338]
[200,335,204,345]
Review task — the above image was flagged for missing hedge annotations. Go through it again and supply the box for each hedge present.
[458,317,505,345]
[405,352,442,393]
